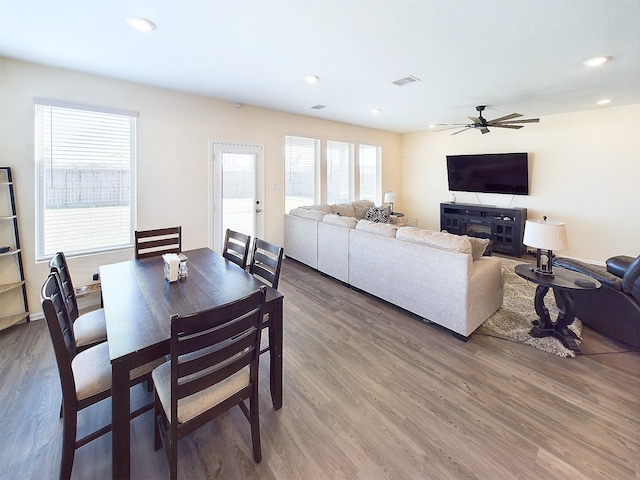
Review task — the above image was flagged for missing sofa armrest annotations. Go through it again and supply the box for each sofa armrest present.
[606,255,636,278]
[622,256,640,302]
[554,258,623,291]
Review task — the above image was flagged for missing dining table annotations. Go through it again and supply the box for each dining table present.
[100,247,284,479]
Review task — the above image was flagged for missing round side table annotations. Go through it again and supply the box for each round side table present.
[515,264,601,354]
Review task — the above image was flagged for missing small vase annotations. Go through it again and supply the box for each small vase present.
[449,193,456,203]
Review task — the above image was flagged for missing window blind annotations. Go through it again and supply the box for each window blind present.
[327,140,354,205]
[34,100,137,260]
[358,144,381,203]
[284,135,320,212]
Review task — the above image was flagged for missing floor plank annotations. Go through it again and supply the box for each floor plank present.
[0,257,638,479]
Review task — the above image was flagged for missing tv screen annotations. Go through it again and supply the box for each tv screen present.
[446,153,529,195]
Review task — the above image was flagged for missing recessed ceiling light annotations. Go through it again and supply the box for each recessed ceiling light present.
[126,16,157,32]
[596,99,612,105]
[372,109,381,114]
[583,56,611,67]
[304,75,319,84]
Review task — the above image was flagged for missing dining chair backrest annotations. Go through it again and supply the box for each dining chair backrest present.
[170,286,265,412]
[135,226,182,259]
[154,286,266,476]
[223,229,251,269]
[41,273,78,399]
[49,252,80,322]
[249,239,284,289]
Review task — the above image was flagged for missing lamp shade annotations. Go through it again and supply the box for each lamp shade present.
[384,192,397,204]
[523,219,569,251]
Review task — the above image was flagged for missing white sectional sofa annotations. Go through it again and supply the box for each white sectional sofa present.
[284,201,503,339]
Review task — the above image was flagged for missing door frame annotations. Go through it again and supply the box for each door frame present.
[209,140,265,253]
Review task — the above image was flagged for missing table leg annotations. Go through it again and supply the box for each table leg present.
[529,285,581,354]
[112,358,131,479]
[269,297,283,409]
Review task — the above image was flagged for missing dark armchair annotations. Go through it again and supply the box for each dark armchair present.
[554,255,640,348]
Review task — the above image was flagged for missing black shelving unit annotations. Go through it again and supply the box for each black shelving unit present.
[1,167,29,330]
[440,202,527,257]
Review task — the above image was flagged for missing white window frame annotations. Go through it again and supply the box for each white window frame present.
[34,98,137,261]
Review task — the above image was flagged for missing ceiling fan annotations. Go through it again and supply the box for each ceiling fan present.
[436,105,539,135]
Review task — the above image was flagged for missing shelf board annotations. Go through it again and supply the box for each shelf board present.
[0,281,26,294]
[0,312,29,331]
[0,248,20,257]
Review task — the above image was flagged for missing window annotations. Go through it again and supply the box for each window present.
[34,99,137,261]
[326,140,354,205]
[284,135,382,211]
[358,144,381,203]
[284,135,320,212]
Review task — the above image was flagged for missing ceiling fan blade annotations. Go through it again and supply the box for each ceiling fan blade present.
[468,116,481,124]
[494,118,539,124]
[434,125,472,132]
[450,127,472,135]
[491,124,523,129]
[488,113,522,123]
[480,127,490,134]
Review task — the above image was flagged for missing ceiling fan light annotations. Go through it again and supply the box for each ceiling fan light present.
[126,16,157,32]
[583,56,611,67]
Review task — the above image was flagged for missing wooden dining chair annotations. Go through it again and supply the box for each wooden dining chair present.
[134,226,182,259]
[222,229,251,269]
[49,252,106,352]
[152,287,266,480]
[248,239,284,355]
[41,273,162,480]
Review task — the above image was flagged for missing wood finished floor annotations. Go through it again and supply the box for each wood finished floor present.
[1,257,639,479]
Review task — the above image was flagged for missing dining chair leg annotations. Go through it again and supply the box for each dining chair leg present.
[250,393,262,463]
[154,394,162,452]
[60,404,77,480]
[170,433,178,480]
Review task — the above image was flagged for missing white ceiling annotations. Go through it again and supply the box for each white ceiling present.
[1,0,639,134]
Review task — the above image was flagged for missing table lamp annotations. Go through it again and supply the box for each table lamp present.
[384,192,397,214]
[523,217,569,276]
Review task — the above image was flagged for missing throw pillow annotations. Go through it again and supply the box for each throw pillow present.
[364,206,391,223]
[464,236,491,260]
[351,200,375,220]
[330,203,356,217]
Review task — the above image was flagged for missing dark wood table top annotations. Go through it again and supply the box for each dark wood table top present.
[100,247,283,362]
[515,263,601,291]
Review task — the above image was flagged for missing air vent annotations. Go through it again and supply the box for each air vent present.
[311,104,327,110]
[392,75,421,86]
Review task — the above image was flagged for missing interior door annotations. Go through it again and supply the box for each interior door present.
[211,142,264,253]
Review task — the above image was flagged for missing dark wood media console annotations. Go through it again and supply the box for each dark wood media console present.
[440,202,527,257]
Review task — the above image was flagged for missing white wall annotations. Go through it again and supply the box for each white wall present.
[0,57,402,316]
[401,103,640,262]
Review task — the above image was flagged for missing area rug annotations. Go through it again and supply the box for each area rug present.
[481,258,582,357]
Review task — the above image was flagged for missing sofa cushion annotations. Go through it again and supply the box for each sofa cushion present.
[364,206,391,223]
[322,214,358,229]
[330,203,356,217]
[351,200,376,220]
[396,227,473,255]
[305,204,332,214]
[355,219,398,237]
[288,208,327,221]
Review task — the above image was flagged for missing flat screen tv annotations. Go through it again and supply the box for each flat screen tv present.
[446,152,529,195]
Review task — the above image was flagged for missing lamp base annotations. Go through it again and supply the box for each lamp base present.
[534,248,555,277]
[532,267,555,277]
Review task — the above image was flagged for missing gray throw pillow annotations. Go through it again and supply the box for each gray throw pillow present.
[364,206,391,223]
